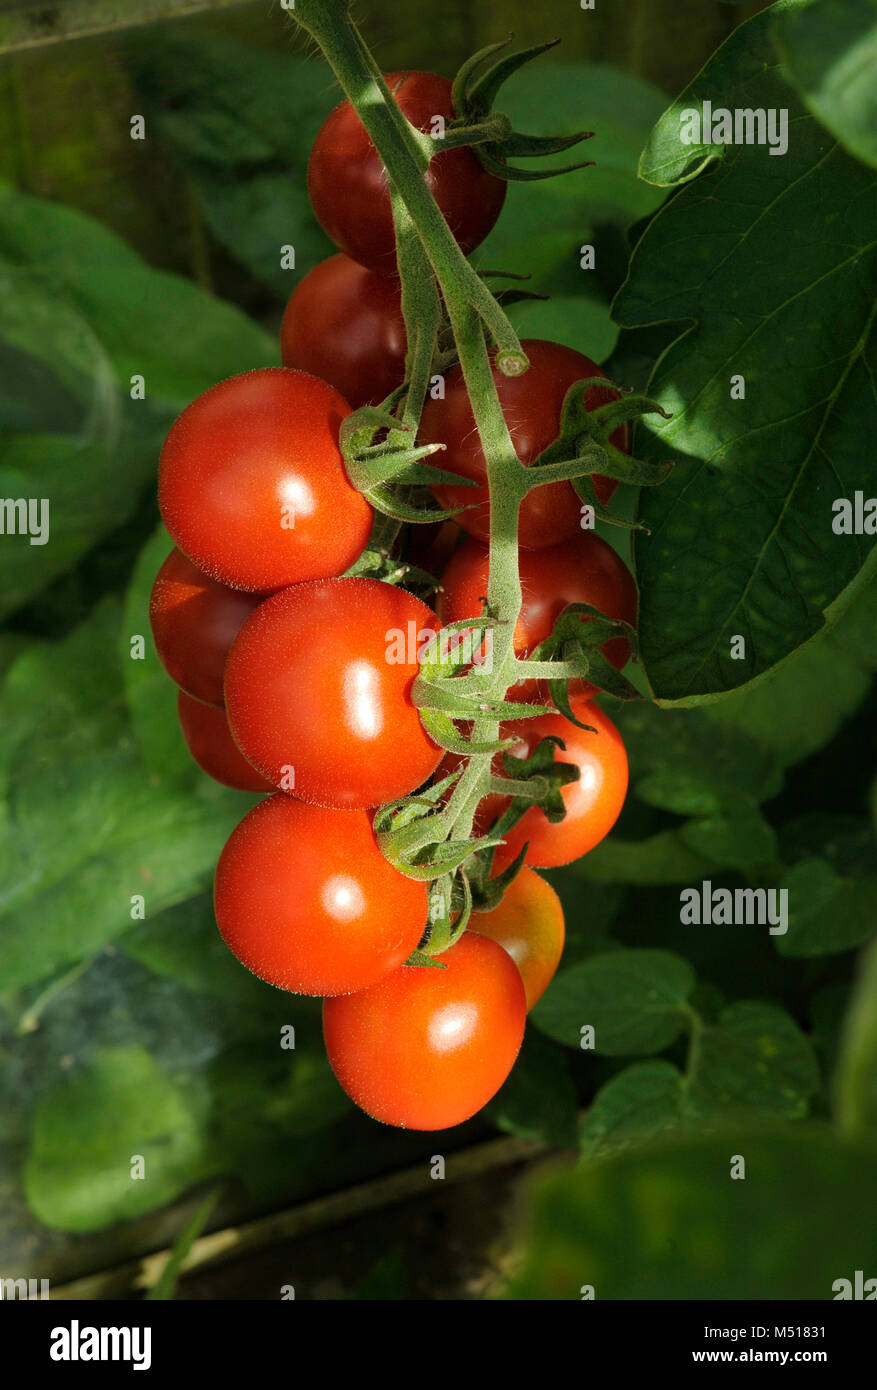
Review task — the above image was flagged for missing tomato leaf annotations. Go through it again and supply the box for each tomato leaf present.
[615,5,877,701]
[531,948,695,1054]
[777,0,877,169]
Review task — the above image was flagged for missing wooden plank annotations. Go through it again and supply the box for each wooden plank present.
[0,0,256,55]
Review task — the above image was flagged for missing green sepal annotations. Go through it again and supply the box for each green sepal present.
[403,949,448,969]
[419,707,518,757]
[532,378,675,492]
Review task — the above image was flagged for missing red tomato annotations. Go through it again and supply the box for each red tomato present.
[421,340,630,549]
[307,71,507,276]
[214,792,427,995]
[149,547,263,707]
[436,531,637,702]
[468,868,564,1010]
[224,577,443,809]
[177,690,274,793]
[281,254,407,409]
[323,932,525,1129]
[480,698,628,873]
[158,368,371,593]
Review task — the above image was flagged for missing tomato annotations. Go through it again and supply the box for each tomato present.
[177,690,274,793]
[480,698,628,873]
[323,931,525,1129]
[224,577,443,809]
[436,531,637,702]
[281,254,407,410]
[158,368,372,593]
[149,547,263,708]
[421,340,630,549]
[468,867,564,1010]
[214,792,427,995]
[307,71,507,277]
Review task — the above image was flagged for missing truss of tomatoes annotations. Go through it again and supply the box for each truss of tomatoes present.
[149,69,634,1133]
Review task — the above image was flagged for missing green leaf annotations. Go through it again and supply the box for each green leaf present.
[835,937,877,1133]
[121,525,191,781]
[24,1045,215,1232]
[777,856,877,958]
[506,1123,877,1299]
[0,180,277,405]
[531,949,695,1055]
[701,559,877,767]
[486,1029,578,1148]
[573,829,719,885]
[615,5,877,701]
[680,802,778,871]
[507,293,618,362]
[580,1060,690,1158]
[0,600,246,989]
[120,894,274,1004]
[692,1002,820,1117]
[542,869,622,963]
[475,61,667,302]
[777,0,877,169]
[125,33,336,299]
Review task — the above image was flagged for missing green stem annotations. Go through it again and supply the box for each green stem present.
[293,0,532,930]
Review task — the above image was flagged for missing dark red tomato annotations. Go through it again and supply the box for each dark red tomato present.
[281,254,407,409]
[468,867,564,1010]
[214,793,427,995]
[421,340,630,549]
[158,368,372,593]
[224,577,443,809]
[307,71,507,277]
[323,931,525,1129]
[177,690,274,793]
[149,547,263,708]
[436,531,637,702]
[476,697,628,874]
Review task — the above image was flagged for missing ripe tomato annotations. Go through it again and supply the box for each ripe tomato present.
[307,70,507,276]
[214,793,427,995]
[224,577,443,809]
[158,368,372,593]
[177,690,274,793]
[281,254,407,409]
[149,547,263,708]
[482,698,628,873]
[323,931,525,1129]
[468,868,564,1010]
[436,531,637,702]
[421,340,630,549]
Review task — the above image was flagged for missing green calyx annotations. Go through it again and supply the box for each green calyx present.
[449,38,595,181]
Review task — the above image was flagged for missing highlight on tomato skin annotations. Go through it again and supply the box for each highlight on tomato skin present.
[177,691,275,793]
[223,575,444,810]
[214,793,428,998]
[468,868,565,1011]
[158,367,372,594]
[149,547,263,709]
[322,932,527,1131]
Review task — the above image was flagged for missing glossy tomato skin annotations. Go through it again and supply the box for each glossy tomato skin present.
[177,690,274,793]
[224,577,443,809]
[468,868,564,1010]
[215,793,427,995]
[149,548,263,707]
[307,71,507,277]
[485,698,628,873]
[437,531,637,702]
[281,254,407,408]
[422,340,630,549]
[158,368,371,593]
[323,932,526,1129]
